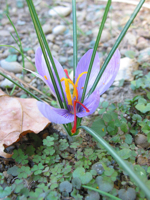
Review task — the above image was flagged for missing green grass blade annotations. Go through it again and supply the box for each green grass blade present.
[81,0,111,103]
[26,0,67,109]
[27,6,63,107]
[82,185,121,200]
[9,32,20,47]
[10,83,17,96]
[0,72,41,101]
[72,0,77,83]
[6,14,25,71]
[79,126,150,199]
[89,0,145,95]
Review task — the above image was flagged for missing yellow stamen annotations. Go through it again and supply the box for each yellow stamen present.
[81,87,84,89]
[61,78,72,105]
[73,72,87,98]
[61,78,78,105]
[102,128,104,132]
[75,72,87,87]
[44,75,48,80]
[61,71,87,105]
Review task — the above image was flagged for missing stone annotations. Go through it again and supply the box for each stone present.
[17,20,26,25]
[48,6,71,17]
[59,56,67,64]
[65,39,73,47]
[0,76,14,88]
[42,24,52,34]
[138,47,150,64]
[23,76,31,83]
[77,10,86,21]
[125,32,137,46]
[135,134,150,148]
[136,37,149,50]
[92,28,110,42]
[46,34,55,42]
[0,30,10,37]
[0,60,23,73]
[27,49,34,56]
[86,10,103,21]
[24,61,36,71]
[114,57,139,86]
[0,49,9,59]
[67,48,73,55]
[0,75,4,81]
[53,44,59,51]
[1,18,10,26]
[52,25,66,35]
[102,94,107,99]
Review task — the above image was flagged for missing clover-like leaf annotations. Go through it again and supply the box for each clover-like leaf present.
[7,165,19,176]
[43,136,54,146]
[73,167,92,184]
[59,139,69,151]
[96,176,113,192]
[26,145,35,156]
[59,181,72,193]
[133,165,147,182]
[85,190,100,200]
[120,122,128,133]
[12,149,28,164]
[90,118,106,137]
[125,134,132,144]
[117,149,131,159]
[70,142,80,149]
[135,98,150,113]
[71,189,83,200]
[31,163,44,175]
[118,188,136,200]
[72,177,81,189]
[0,186,11,198]
[46,191,60,200]
[17,166,31,178]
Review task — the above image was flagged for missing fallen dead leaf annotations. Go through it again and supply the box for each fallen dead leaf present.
[0,89,50,158]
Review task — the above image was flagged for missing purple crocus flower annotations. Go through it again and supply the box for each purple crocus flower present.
[31,47,120,134]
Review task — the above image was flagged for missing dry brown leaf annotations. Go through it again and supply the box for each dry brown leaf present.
[0,89,50,158]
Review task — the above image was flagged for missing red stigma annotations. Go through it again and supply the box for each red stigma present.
[71,100,90,134]
[64,69,71,80]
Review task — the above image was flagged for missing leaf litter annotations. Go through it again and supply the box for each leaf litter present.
[0,89,50,158]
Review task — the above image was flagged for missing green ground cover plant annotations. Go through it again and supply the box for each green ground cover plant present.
[0,0,150,199]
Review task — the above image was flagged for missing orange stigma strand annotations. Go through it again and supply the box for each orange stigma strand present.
[44,75,48,80]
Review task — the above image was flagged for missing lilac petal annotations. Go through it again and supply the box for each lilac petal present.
[76,90,100,118]
[75,49,100,101]
[96,49,120,95]
[35,47,66,99]
[37,101,74,124]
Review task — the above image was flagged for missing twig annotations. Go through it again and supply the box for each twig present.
[0,67,53,101]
